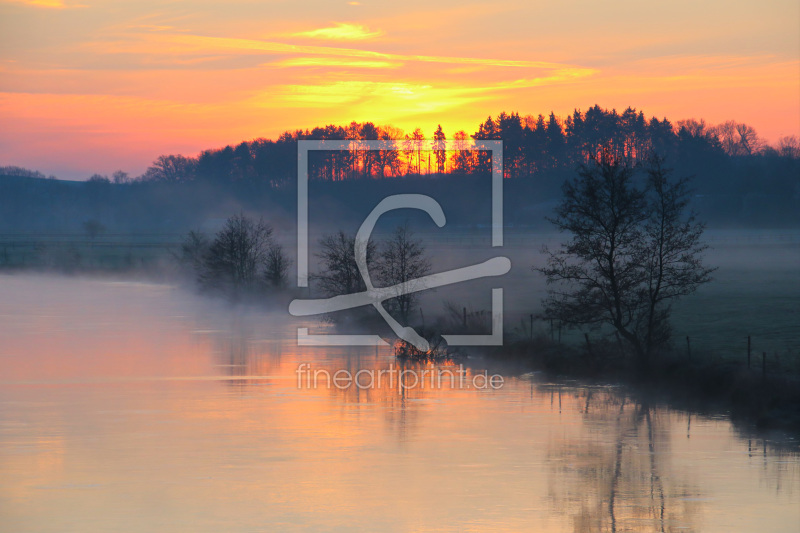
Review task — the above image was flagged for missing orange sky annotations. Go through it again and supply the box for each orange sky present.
[1,0,798,179]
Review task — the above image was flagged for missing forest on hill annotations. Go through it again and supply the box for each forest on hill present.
[1,105,799,234]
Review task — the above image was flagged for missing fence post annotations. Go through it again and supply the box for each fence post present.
[747,335,751,369]
[530,314,533,341]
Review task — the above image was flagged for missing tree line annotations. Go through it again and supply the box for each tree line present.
[2,105,799,235]
[109,105,799,186]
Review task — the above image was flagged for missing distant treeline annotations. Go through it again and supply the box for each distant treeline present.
[114,104,798,186]
[1,105,799,234]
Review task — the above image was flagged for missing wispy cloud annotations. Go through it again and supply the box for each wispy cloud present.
[73,31,598,117]
[628,53,784,72]
[271,57,401,69]
[126,24,176,33]
[111,32,593,75]
[292,23,382,41]
[3,0,85,8]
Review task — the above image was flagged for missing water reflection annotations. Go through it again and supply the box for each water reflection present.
[1,275,798,532]
[543,388,700,532]
[198,305,799,532]
[206,311,286,379]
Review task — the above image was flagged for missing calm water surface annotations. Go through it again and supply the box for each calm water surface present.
[1,274,798,532]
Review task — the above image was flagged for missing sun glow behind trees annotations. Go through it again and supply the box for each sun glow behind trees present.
[129,106,798,186]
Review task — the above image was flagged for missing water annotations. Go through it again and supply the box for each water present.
[0,274,798,532]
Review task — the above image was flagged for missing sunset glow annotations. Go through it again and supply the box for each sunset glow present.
[1,0,798,179]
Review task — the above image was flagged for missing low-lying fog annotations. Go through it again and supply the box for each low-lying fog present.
[1,231,799,533]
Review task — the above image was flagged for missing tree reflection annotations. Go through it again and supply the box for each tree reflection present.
[206,312,285,382]
[545,388,701,532]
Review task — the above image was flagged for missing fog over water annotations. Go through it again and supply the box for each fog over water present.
[1,228,798,532]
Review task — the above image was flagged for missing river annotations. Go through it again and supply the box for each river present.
[0,274,797,532]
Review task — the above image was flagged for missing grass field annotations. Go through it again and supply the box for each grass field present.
[421,229,800,374]
[671,246,800,371]
[0,234,180,272]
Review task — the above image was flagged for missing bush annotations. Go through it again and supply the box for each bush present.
[181,213,291,297]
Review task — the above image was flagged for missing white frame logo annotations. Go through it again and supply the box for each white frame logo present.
[290,140,508,348]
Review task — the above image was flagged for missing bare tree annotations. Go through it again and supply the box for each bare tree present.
[714,120,739,155]
[178,230,209,272]
[714,120,762,156]
[314,230,377,297]
[264,243,291,288]
[638,157,716,356]
[200,214,273,293]
[777,135,800,158]
[735,123,762,155]
[538,152,714,365]
[376,223,431,324]
[676,119,714,139]
[112,170,130,184]
[142,154,197,182]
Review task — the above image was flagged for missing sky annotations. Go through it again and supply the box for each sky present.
[0,0,798,180]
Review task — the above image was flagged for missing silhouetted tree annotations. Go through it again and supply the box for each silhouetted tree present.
[545,112,566,168]
[538,152,714,365]
[142,154,197,182]
[494,112,526,178]
[376,223,431,323]
[314,231,377,297]
[472,116,497,174]
[112,170,130,184]
[714,120,763,156]
[525,114,547,173]
[451,130,474,174]
[637,157,716,355]
[87,174,110,184]
[199,214,274,293]
[377,125,404,177]
[734,123,762,155]
[433,124,446,174]
[264,243,291,288]
[405,128,425,175]
[360,122,380,178]
[179,230,210,273]
[777,135,800,158]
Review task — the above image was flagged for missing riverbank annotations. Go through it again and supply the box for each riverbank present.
[476,335,800,435]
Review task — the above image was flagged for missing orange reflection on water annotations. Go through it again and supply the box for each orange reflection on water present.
[0,274,798,532]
